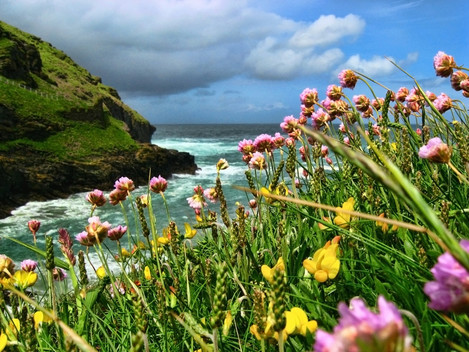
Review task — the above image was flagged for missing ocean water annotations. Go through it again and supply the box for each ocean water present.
[0,123,284,270]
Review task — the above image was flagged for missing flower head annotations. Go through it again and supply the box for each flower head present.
[396,87,409,102]
[184,222,197,239]
[353,95,370,113]
[20,259,37,272]
[86,189,106,207]
[433,92,453,113]
[109,188,127,205]
[314,296,412,352]
[338,69,358,89]
[326,84,343,101]
[13,270,38,289]
[238,139,256,155]
[28,219,41,235]
[149,175,168,193]
[114,176,135,193]
[108,225,127,241]
[187,186,207,210]
[424,240,469,314]
[303,236,341,282]
[300,87,319,107]
[418,137,452,163]
[254,134,274,153]
[261,257,285,284]
[433,51,457,77]
[249,152,266,170]
[52,268,67,281]
[216,158,229,172]
[334,197,355,228]
[451,71,469,91]
[280,115,299,134]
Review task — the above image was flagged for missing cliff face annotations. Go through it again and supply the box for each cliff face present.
[0,21,197,218]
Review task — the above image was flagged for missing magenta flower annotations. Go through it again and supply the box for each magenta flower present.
[418,137,452,163]
[114,176,135,193]
[451,71,468,91]
[76,217,111,246]
[76,231,95,246]
[253,134,274,153]
[300,87,318,107]
[248,152,266,170]
[21,259,38,272]
[424,240,469,314]
[433,51,457,77]
[280,115,299,134]
[86,189,106,207]
[433,93,453,113]
[314,296,412,352]
[108,225,128,241]
[338,69,358,89]
[238,139,256,155]
[396,87,409,102]
[150,175,168,193]
[326,84,343,101]
[272,132,285,148]
[311,109,331,129]
[353,95,370,113]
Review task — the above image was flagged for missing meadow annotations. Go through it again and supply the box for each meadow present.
[1,51,469,351]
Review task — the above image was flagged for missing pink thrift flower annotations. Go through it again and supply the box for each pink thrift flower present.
[280,115,299,134]
[150,175,168,193]
[314,296,412,352]
[108,225,127,241]
[272,132,285,148]
[204,187,218,203]
[433,93,453,113]
[418,137,452,163]
[361,106,373,118]
[424,240,469,314]
[76,231,95,246]
[28,220,40,236]
[311,109,331,129]
[460,80,469,93]
[372,97,384,110]
[86,189,106,207]
[353,95,370,112]
[425,91,437,103]
[433,51,457,77]
[52,268,67,281]
[114,177,135,193]
[338,69,358,89]
[320,145,329,157]
[86,216,111,244]
[325,157,333,165]
[253,134,274,153]
[343,137,350,145]
[372,124,381,137]
[396,87,409,102]
[300,87,319,107]
[249,199,257,209]
[109,188,127,205]
[249,152,266,170]
[299,146,307,162]
[187,186,207,209]
[21,259,38,272]
[451,71,468,91]
[416,128,422,136]
[326,84,343,101]
[238,139,256,155]
[338,123,346,134]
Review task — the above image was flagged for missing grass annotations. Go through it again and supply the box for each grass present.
[1,53,469,352]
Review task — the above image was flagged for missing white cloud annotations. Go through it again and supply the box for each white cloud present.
[340,54,397,77]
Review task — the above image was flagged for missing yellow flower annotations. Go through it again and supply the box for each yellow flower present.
[33,311,53,330]
[96,266,107,280]
[144,266,152,280]
[222,311,233,336]
[261,257,285,284]
[318,216,332,231]
[121,248,131,257]
[13,270,38,289]
[0,333,7,352]
[303,237,341,283]
[157,227,171,245]
[284,307,318,336]
[333,197,355,228]
[184,223,197,239]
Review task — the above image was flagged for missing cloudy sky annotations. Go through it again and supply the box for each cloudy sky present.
[1,0,467,124]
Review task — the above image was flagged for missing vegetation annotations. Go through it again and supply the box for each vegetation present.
[1,53,469,352]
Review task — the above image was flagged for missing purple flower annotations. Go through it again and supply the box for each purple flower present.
[108,225,128,241]
[314,296,412,352]
[86,189,106,207]
[21,259,38,272]
[338,69,358,89]
[423,240,469,314]
[149,175,168,193]
[311,109,331,129]
[418,137,452,163]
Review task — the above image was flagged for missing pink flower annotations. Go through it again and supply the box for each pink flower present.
[416,128,422,136]
[114,177,135,193]
[108,225,127,241]
[150,175,168,193]
[238,139,256,155]
[433,51,457,77]
[272,132,285,148]
[249,152,266,170]
[204,187,218,203]
[320,145,329,157]
[28,220,40,236]
[325,157,333,165]
[187,186,207,209]
[86,189,106,207]
[396,87,409,102]
[353,95,370,112]
[425,91,437,103]
[109,188,127,205]
[424,240,469,314]
[433,93,453,113]
[21,259,38,272]
[418,137,452,163]
[58,228,75,265]
[326,84,343,101]
[280,115,299,134]
[311,109,331,129]
[338,69,358,89]
[371,97,384,110]
[76,231,95,246]
[253,134,274,153]
[343,137,350,146]
[372,124,381,137]
[451,71,468,91]
[300,88,318,107]
[52,268,67,281]
[81,216,111,245]
[249,199,257,209]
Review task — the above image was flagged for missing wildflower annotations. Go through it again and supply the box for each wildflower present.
[33,311,53,330]
[144,266,152,280]
[343,137,350,146]
[87,216,111,243]
[314,296,412,352]
[184,222,197,239]
[451,71,469,91]
[284,307,318,336]
[114,176,135,193]
[223,311,233,336]
[272,132,285,148]
[300,87,319,107]
[433,92,453,113]
[326,84,343,101]
[204,187,218,203]
[157,228,171,245]
[187,185,207,209]
[0,254,15,278]
[321,145,328,157]
[120,248,131,257]
[216,158,229,172]
[311,109,331,129]
[371,97,384,110]
[52,268,67,281]
[280,115,299,134]
[325,157,333,165]
[334,197,355,228]
[338,69,358,89]
[433,51,457,77]
[418,137,452,163]
[86,189,106,207]
[13,270,38,289]
[149,175,168,193]
[28,219,41,237]
[405,88,422,112]
[0,333,6,351]
[353,94,370,112]
[249,152,266,170]
[108,225,127,241]
[261,257,285,284]
[254,134,275,153]
[425,90,437,102]
[238,139,256,155]
[109,188,127,205]
[249,199,257,209]
[303,236,341,283]
[396,87,409,102]
[75,231,95,246]
[96,266,107,279]
[20,259,37,272]
[423,240,469,314]
[109,280,126,298]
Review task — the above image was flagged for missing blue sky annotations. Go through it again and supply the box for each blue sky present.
[1,0,468,124]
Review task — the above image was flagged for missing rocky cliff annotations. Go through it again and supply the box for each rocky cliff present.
[0,21,197,218]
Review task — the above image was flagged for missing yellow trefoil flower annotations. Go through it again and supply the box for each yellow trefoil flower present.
[13,270,38,289]
[284,307,318,336]
[0,333,7,352]
[222,311,233,336]
[144,266,152,281]
[157,227,171,245]
[303,236,341,283]
[184,223,197,239]
[261,257,285,284]
[96,266,107,280]
[33,311,53,330]
[333,197,355,228]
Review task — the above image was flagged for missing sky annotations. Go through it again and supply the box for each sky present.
[1,0,468,124]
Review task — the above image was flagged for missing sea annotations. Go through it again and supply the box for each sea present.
[0,123,284,271]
